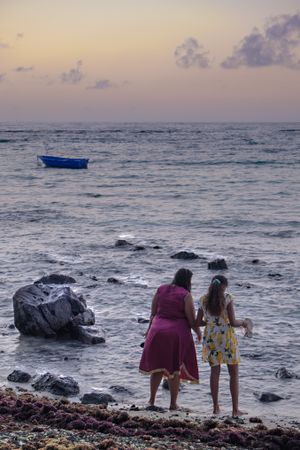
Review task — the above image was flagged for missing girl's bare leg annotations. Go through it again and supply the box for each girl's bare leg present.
[149,372,163,405]
[168,373,180,410]
[210,365,221,414]
[227,364,246,416]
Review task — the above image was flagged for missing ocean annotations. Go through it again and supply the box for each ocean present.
[0,122,299,420]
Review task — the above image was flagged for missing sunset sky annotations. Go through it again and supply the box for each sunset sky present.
[1,0,300,121]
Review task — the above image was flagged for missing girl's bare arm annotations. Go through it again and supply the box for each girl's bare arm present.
[196,308,206,327]
[227,301,246,327]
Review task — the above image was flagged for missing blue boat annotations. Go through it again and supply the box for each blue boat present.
[38,155,89,169]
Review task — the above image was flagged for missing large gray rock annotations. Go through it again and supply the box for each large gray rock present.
[13,283,104,344]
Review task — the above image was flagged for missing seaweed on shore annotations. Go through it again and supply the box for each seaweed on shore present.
[0,388,299,449]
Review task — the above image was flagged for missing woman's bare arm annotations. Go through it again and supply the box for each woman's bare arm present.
[144,292,158,337]
[185,293,202,340]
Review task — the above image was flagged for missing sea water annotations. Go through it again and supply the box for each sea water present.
[0,122,299,420]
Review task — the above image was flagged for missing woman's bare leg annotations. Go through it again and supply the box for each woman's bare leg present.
[210,365,221,414]
[227,364,246,416]
[168,374,180,410]
[149,372,163,405]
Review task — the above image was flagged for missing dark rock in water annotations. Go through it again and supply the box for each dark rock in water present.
[114,240,145,251]
[133,245,146,251]
[109,385,133,395]
[32,372,79,396]
[90,275,98,281]
[252,259,260,264]
[171,251,199,260]
[107,277,123,284]
[162,379,182,391]
[268,273,283,278]
[8,323,15,329]
[114,239,133,248]
[70,325,105,344]
[137,317,149,324]
[236,282,251,289]
[7,369,31,383]
[35,274,76,284]
[256,392,284,402]
[208,258,228,270]
[162,379,169,390]
[13,283,102,344]
[276,367,300,379]
[242,353,263,360]
[80,392,115,405]
[153,245,162,249]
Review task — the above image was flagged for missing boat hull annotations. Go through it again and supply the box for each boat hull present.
[38,155,89,169]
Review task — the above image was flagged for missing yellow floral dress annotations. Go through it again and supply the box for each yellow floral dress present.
[200,293,240,367]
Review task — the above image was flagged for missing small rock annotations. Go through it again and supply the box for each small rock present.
[252,259,260,264]
[133,245,146,251]
[208,259,228,270]
[91,276,98,281]
[152,246,161,249]
[80,392,115,405]
[268,273,283,278]
[7,369,31,383]
[171,251,199,260]
[276,367,300,379]
[114,239,133,248]
[249,417,263,423]
[107,277,123,284]
[130,404,140,411]
[137,318,149,324]
[35,274,76,284]
[256,392,284,402]
[162,379,182,391]
[109,385,133,395]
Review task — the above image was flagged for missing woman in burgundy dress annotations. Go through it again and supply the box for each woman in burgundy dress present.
[139,268,201,410]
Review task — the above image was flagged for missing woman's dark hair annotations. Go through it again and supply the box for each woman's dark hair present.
[205,275,228,316]
[172,268,193,292]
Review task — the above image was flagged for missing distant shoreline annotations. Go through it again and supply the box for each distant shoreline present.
[0,388,299,449]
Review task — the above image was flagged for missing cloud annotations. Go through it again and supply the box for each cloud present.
[174,37,211,69]
[61,60,84,84]
[14,66,34,72]
[87,79,115,90]
[0,73,6,82]
[222,13,300,69]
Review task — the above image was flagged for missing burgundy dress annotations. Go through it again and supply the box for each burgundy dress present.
[139,284,199,383]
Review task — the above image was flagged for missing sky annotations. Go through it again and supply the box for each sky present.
[0,0,300,122]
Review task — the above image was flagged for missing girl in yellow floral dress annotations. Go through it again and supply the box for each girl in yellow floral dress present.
[196,275,248,417]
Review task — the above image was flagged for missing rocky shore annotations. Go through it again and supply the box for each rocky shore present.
[0,388,299,449]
